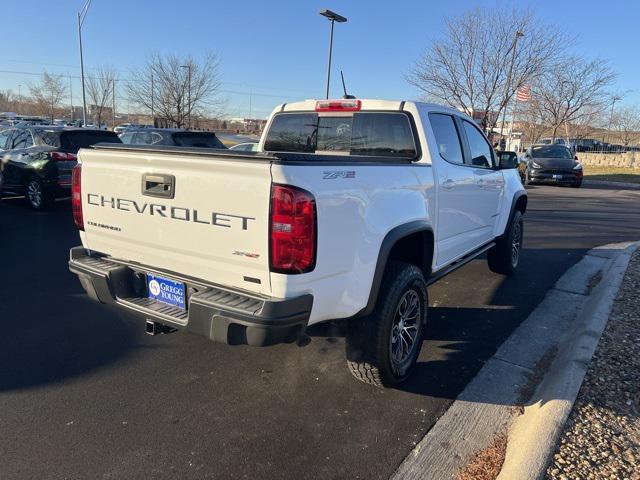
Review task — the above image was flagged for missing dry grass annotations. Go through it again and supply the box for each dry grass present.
[457,434,508,480]
[583,166,640,184]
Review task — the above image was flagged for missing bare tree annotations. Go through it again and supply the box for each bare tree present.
[611,106,640,146]
[517,98,548,145]
[126,52,222,127]
[532,57,616,140]
[0,90,16,112]
[86,66,117,127]
[408,7,564,132]
[28,71,68,122]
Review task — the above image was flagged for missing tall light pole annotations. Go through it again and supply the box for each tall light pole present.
[606,94,621,145]
[112,79,116,129]
[69,76,73,122]
[319,9,347,99]
[499,31,524,145]
[150,72,155,125]
[77,0,92,127]
[180,64,192,129]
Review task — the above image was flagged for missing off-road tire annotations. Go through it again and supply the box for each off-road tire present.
[25,176,54,210]
[346,261,427,388]
[487,210,524,275]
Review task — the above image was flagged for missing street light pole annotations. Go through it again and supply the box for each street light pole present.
[325,19,334,99]
[150,72,154,124]
[77,0,92,127]
[112,79,116,129]
[319,9,347,99]
[499,31,524,145]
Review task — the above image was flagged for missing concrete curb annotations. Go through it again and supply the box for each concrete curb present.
[391,241,639,480]
[497,241,639,480]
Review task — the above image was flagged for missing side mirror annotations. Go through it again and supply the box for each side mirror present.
[574,155,578,161]
[498,151,518,169]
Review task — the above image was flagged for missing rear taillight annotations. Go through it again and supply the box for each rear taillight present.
[51,151,77,161]
[71,164,83,230]
[270,184,316,274]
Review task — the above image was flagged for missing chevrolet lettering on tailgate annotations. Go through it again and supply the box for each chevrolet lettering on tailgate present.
[87,193,255,230]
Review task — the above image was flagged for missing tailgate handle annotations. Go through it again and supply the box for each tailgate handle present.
[142,173,175,199]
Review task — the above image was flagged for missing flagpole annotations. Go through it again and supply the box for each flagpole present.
[508,97,518,151]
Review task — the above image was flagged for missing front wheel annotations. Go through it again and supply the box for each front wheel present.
[487,210,524,275]
[346,261,427,388]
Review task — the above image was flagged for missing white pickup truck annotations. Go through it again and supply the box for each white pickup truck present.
[69,98,527,387]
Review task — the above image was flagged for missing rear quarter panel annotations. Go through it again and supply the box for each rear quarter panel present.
[270,162,435,324]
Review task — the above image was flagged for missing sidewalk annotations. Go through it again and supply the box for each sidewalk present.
[545,250,640,480]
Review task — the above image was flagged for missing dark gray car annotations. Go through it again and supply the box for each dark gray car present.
[119,128,226,149]
[0,127,121,209]
[519,144,583,188]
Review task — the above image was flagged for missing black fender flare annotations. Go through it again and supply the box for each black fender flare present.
[358,220,434,318]
[501,191,527,238]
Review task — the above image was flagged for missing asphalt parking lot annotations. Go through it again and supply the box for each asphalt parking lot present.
[1,183,640,480]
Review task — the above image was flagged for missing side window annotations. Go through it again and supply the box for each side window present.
[120,132,133,144]
[428,113,464,164]
[150,132,163,145]
[462,121,493,168]
[0,130,11,149]
[24,132,34,148]
[134,131,155,145]
[39,131,61,147]
[12,131,29,149]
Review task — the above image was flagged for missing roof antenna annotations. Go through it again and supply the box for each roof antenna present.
[340,70,356,99]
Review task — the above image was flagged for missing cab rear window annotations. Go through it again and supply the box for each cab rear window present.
[263,112,417,159]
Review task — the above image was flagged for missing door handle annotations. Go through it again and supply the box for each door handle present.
[142,173,175,199]
[442,179,455,190]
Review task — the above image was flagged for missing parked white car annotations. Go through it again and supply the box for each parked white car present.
[68,98,526,387]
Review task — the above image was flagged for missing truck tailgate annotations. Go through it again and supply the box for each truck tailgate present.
[79,147,272,295]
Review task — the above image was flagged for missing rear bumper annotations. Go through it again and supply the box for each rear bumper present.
[68,247,312,346]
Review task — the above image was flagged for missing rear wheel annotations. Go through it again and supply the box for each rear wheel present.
[25,177,54,210]
[488,210,523,275]
[571,179,582,188]
[346,261,427,388]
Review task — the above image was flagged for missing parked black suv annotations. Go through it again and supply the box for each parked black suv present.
[0,127,121,209]
[119,128,226,149]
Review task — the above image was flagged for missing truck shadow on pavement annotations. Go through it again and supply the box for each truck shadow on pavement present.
[0,197,140,392]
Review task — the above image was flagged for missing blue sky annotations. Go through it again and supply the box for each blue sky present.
[1,0,637,119]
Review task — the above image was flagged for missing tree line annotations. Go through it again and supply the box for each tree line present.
[408,6,639,146]
[2,51,223,128]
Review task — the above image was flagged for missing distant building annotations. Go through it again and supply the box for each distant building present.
[230,117,267,133]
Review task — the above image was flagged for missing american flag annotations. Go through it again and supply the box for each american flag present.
[516,85,531,102]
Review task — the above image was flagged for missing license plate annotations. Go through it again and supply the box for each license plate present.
[553,174,562,180]
[147,274,186,310]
